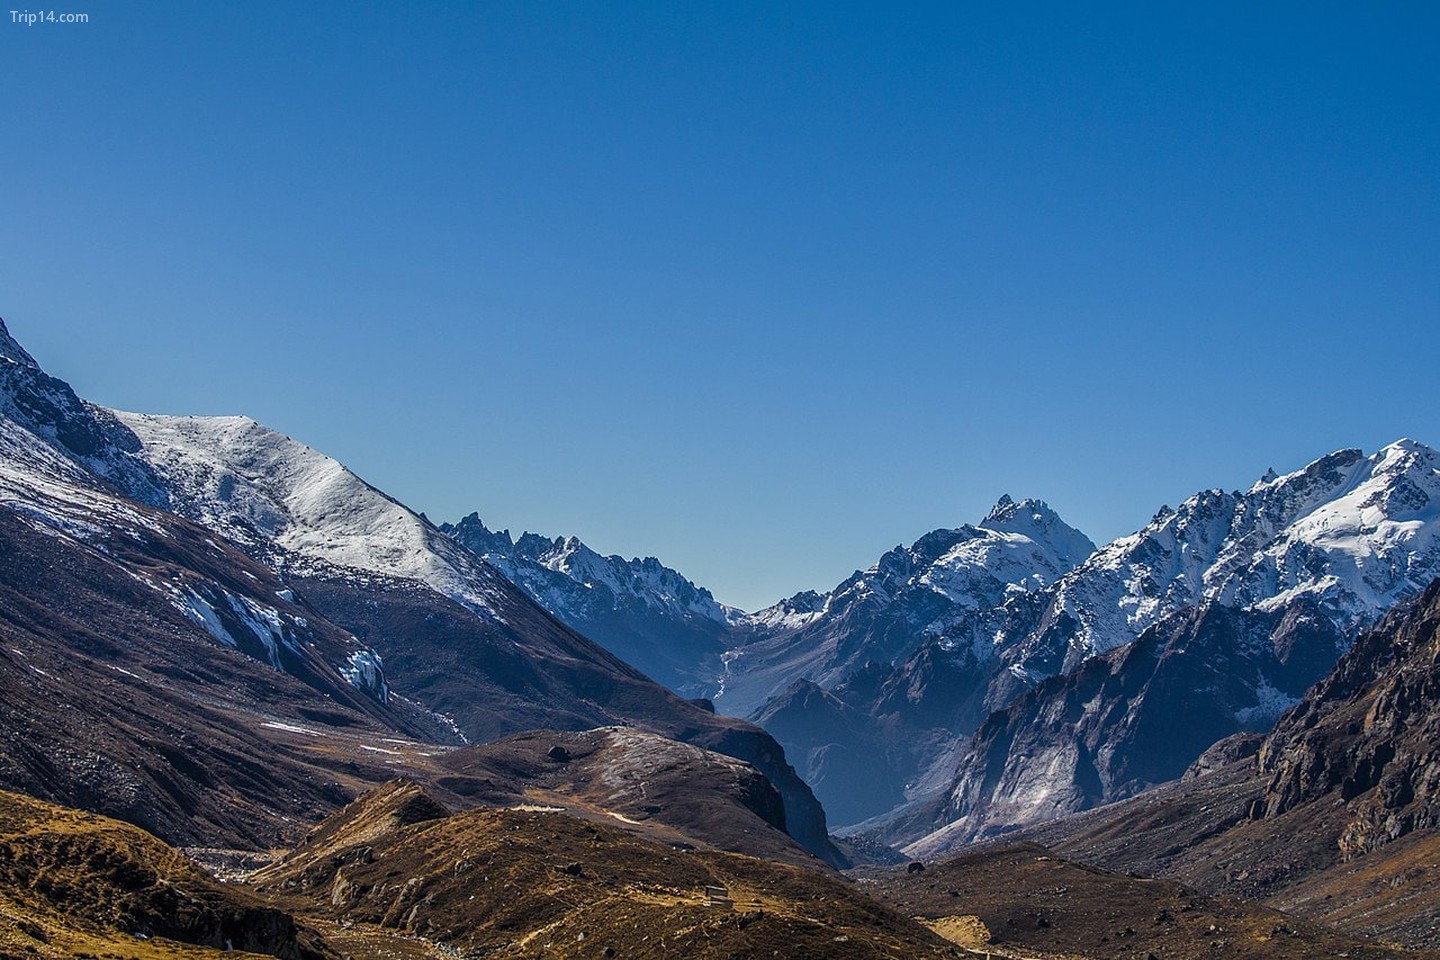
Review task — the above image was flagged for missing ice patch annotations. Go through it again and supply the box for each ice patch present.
[179,592,237,648]
[339,649,390,703]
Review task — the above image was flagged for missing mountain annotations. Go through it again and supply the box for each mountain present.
[906,597,1343,849]
[718,496,1097,718]
[990,442,1440,698]
[0,323,469,845]
[968,578,1440,951]
[0,317,841,867]
[701,497,1096,827]
[836,443,1440,842]
[442,513,733,696]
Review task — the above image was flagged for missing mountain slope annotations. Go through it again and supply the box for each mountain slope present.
[0,788,330,960]
[252,781,955,960]
[0,344,462,845]
[908,598,1343,851]
[431,726,819,867]
[112,412,511,619]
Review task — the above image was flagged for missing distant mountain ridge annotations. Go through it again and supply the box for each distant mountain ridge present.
[989,440,1440,696]
[442,513,733,696]
[717,496,1098,718]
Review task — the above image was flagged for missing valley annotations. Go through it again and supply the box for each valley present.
[4,316,1440,957]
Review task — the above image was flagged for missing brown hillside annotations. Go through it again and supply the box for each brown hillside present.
[867,842,1418,960]
[254,781,959,959]
[0,788,330,960]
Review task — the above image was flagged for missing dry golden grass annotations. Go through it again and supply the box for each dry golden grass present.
[0,789,327,960]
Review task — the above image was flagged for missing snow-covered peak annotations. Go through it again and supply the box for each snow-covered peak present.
[978,495,1096,568]
[0,322,167,507]
[1012,440,1440,673]
[749,589,829,630]
[444,512,730,625]
[1372,437,1438,480]
[0,318,38,369]
[111,411,507,618]
[850,497,1095,607]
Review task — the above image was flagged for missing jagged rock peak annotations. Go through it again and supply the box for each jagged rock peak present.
[0,317,38,368]
[780,589,827,613]
[983,492,1017,518]
[442,512,516,554]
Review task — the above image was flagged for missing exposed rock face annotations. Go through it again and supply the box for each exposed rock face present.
[912,599,1344,849]
[1182,732,1265,781]
[1258,578,1440,860]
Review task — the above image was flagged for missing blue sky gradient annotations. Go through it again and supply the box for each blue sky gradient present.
[4,2,1438,609]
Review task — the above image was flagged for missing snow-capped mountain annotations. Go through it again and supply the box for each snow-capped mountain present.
[0,319,167,511]
[0,318,843,865]
[703,498,1096,827]
[716,496,1097,718]
[907,597,1344,851]
[111,413,517,622]
[994,442,1440,693]
[442,513,733,695]
[862,442,1440,847]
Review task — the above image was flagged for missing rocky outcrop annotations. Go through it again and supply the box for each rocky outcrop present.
[1257,579,1440,859]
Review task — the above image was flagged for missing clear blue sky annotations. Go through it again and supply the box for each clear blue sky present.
[4,2,1438,610]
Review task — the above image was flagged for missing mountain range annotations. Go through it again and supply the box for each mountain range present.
[10,313,1440,955]
[430,439,1440,836]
